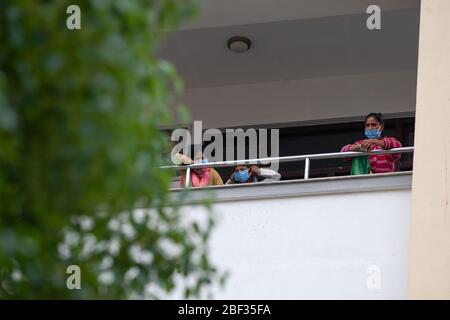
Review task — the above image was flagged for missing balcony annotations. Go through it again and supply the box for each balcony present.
[166,149,413,299]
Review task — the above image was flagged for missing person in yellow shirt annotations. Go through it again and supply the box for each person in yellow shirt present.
[179,147,223,188]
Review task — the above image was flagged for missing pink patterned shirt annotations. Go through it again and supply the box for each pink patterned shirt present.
[341,137,402,173]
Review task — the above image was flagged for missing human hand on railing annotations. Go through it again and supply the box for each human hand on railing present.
[249,165,260,176]
[174,153,193,165]
[349,143,364,152]
[360,140,372,151]
[361,139,385,151]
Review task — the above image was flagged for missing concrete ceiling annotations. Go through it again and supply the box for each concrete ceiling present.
[158,1,420,89]
[181,0,420,30]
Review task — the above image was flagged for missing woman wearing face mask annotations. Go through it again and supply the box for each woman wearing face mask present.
[179,147,223,188]
[226,165,281,184]
[341,112,402,173]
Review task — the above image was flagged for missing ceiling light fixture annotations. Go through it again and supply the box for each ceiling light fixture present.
[227,36,251,53]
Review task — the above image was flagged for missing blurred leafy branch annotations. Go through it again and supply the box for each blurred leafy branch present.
[0,0,224,299]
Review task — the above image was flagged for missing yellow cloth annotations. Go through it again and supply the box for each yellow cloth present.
[208,168,224,186]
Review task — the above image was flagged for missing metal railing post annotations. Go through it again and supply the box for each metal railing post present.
[185,167,191,188]
[304,157,310,180]
[159,147,415,186]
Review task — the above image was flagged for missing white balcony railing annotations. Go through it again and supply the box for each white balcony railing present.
[161,147,414,187]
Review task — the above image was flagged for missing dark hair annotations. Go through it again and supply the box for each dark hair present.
[365,112,384,125]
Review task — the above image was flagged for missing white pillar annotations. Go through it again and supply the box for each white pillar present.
[408,0,450,299]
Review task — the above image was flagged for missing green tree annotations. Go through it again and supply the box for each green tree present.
[0,0,220,298]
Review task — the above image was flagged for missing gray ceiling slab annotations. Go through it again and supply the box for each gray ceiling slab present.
[158,9,420,89]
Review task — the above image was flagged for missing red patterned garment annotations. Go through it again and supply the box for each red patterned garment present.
[341,137,402,173]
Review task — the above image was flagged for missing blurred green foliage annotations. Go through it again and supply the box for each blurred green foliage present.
[0,0,222,298]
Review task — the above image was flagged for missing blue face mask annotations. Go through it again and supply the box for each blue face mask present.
[365,129,382,139]
[234,170,250,183]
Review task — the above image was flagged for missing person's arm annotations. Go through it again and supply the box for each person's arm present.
[360,138,401,151]
[361,139,385,150]
[341,140,363,161]
[173,153,193,165]
[257,168,281,182]
[383,137,402,149]
[383,137,402,160]
[226,172,236,184]
[341,141,363,153]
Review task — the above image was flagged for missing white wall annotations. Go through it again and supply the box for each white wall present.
[180,70,417,128]
[179,188,411,299]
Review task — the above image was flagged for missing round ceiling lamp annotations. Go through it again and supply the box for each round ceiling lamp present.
[227,36,251,53]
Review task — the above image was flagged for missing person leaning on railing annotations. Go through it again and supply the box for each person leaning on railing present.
[341,112,402,173]
[226,165,281,184]
[179,148,224,188]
